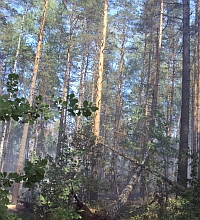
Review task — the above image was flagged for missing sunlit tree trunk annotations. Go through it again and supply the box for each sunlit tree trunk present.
[76,49,85,131]
[0,122,7,164]
[91,44,99,104]
[150,0,164,123]
[93,0,108,138]
[177,0,190,188]
[12,0,48,204]
[91,0,108,203]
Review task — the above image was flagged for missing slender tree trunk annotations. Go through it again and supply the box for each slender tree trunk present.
[91,0,108,204]
[139,33,147,109]
[76,49,85,131]
[12,0,48,204]
[0,54,3,96]
[150,0,164,123]
[0,120,11,172]
[111,27,125,192]
[93,0,108,138]
[177,0,190,188]
[144,28,153,127]
[0,9,26,172]
[114,28,125,148]
[0,122,7,164]
[197,0,200,175]
[169,38,176,136]
[56,13,74,161]
[91,44,99,104]
[193,45,198,154]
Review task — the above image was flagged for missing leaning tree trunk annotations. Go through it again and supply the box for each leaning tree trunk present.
[108,154,149,219]
[12,0,48,204]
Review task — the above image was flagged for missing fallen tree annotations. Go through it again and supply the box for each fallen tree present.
[107,153,148,219]
[103,144,185,219]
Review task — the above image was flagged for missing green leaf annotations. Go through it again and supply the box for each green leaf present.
[91,106,98,112]
[1,197,9,205]
[69,99,78,108]
[83,100,88,108]
[82,109,92,117]
[24,182,32,188]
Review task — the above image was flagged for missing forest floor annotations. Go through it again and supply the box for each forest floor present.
[6,200,146,220]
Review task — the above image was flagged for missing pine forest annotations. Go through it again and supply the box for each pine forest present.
[0,0,199,219]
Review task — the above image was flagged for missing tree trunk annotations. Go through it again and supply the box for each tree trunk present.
[177,0,190,188]
[91,0,108,204]
[76,49,85,131]
[169,38,176,136]
[139,33,147,108]
[0,9,26,172]
[111,26,125,192]
[108,154,149,219]
[93,0,108,137]
[192,14,198,154]
[12,0,48,204]
[91,43,99,104]
[0,122,7,164]
[197,0,200,175]
[150,0,164,123]
[56,9,76,160]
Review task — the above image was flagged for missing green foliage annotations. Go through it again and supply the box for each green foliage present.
[50,207,83,220]
[0,74,98,123]
[30,150,83,220]
[52,93,98,118]
[0,74,52,123]
[0,159,47,220]
[5,213,22,220]
[128,154,200,220]
[0,73,98,219]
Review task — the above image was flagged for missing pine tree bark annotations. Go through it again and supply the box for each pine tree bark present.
[111,26,126,192]
[91,0,108,203]
[150,0,164,123]
[139,33,147,108]
[56,11,74,161]
[197,0,200,174]
[93,0,108,137]
[76,49,85,131]
[177,0,190,188]
[12,0,48,204]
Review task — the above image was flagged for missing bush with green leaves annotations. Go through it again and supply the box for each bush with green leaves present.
[0,159,47,220]
[35,150,83,220]
[0,73,98,219]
